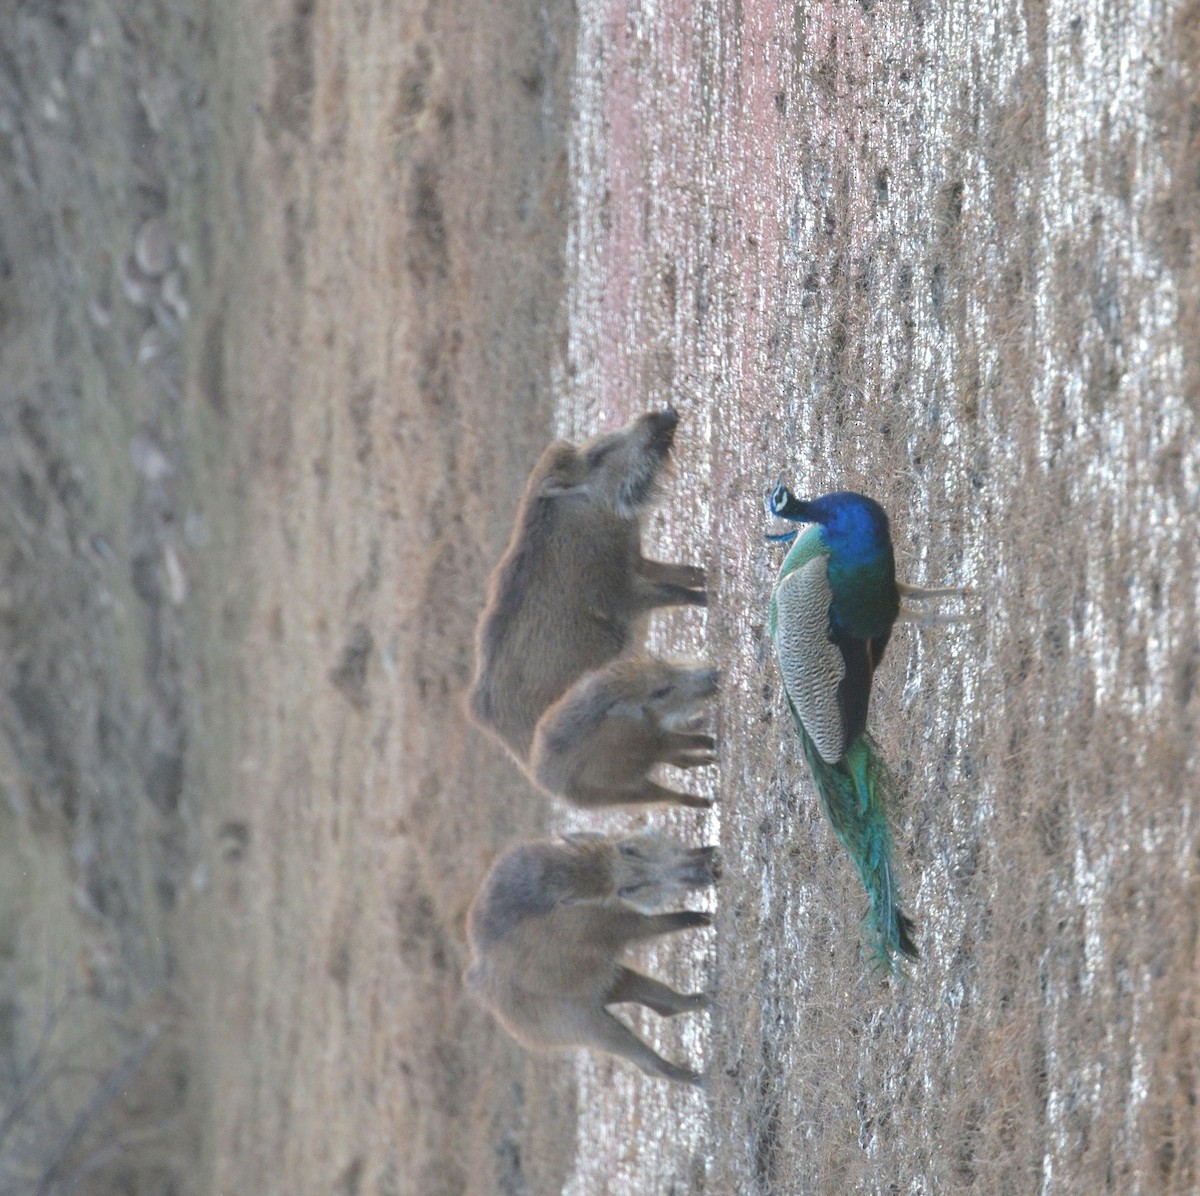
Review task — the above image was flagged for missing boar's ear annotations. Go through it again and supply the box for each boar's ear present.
[539,472,584,498]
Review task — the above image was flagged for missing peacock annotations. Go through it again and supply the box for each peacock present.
[765,479,964,971]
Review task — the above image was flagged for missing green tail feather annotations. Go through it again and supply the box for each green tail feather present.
[787,698,918,971]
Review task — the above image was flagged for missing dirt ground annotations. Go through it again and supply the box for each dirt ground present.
[2,0,576,1192]
[2,0,1199,1194]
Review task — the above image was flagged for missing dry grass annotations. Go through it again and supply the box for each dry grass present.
[691,2,1200,1190]
[0,983,189,1196]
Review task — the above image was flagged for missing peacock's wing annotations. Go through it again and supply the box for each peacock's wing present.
[772,554,852,765]
[772,551,880,764]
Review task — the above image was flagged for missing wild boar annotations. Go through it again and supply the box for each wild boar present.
[468,408,705,762]
[531,655,719,808]
[465,830,716,1084]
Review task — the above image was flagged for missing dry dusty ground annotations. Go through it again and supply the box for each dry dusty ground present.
[2,0,576,1192]
[2,0,1199,1195]
[558,1,1200,1191]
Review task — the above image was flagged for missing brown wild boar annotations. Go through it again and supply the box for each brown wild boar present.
[531,655,719,808]
[467,408,705,762]
[465,830,716,1084]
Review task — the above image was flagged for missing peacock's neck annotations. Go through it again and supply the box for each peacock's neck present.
[827,548,899,639]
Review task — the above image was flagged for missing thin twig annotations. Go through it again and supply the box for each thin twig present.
[35,1025,161,1196]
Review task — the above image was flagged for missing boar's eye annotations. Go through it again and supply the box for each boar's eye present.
[650,684,673,700]
[617,841,646,859]
[586,438,617,466]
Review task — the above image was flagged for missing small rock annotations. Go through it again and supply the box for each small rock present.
[135,216,171,277]
[153,299,181,338]
[162,269,189,320]
[88,298,112,328]
[138,76,176,132]
[137,325,166,365]
[184,510,209,547]
[121,256,155,308]
[163,543,187,606]
[131,431,173,481]
[379,644,398,683]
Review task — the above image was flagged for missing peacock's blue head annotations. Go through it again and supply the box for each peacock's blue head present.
[766,481,892,559]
